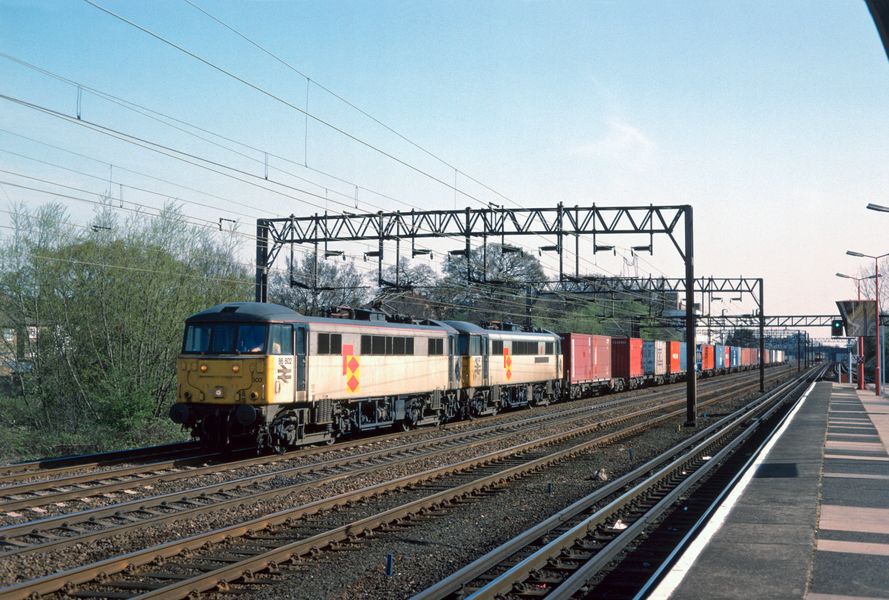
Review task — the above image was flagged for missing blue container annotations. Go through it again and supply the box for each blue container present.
[714,345,726,369]
[680,342,688,371]
[643,340,655,376]
[730,346,741,369]
[695,344,703,372]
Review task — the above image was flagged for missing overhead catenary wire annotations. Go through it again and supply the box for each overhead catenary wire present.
[0,55,658,289]
[0,95,578,285]
[82,0,490,208]
[1,155,699,323]
[64,7,651,282]
[1,187,694,331]
[0,53,416,211]
[178,0,527,211]
[0,62,688,310]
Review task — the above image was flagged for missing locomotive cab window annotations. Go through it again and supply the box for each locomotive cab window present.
[184,324,212,353]
[269,324,293,355]
[428,338,444,355]
[492,340,504,354]
[236,324,266,354]
[545,342,554,355]
[182,322,267,354]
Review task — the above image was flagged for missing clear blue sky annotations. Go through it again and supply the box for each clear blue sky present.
[1,0,888,330]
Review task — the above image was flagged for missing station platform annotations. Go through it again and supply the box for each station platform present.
[650,380,889,600]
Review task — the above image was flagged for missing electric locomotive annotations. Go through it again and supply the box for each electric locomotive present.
[171,302,562,451]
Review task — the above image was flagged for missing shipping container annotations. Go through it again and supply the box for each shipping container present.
[561,333,591,384]
[612,337,644,380]
[668,340,683,374]
[697,343,715,372]
[643,340,668,377]
[680,341,688,371]
[730,346,741,370]
[591,335,612,380]
[714,344,726,370]
[559,333,612,384]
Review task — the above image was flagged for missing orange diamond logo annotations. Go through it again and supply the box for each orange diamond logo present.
[348,357,359,372]
[347,376,359,392]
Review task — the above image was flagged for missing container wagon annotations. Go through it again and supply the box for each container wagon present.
[561,333,612,399]
[612,337,644,391]
[714,344,726,373]
[697,343,715,375]
[643,340,668,385]
[667,340,686,382]
[730,346,741,371]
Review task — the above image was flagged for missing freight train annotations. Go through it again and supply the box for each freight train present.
[171,302,785,452]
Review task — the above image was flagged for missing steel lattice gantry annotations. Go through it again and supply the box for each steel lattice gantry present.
[696,315,839,328]
[254,204,700,425]
[534,275,768,394]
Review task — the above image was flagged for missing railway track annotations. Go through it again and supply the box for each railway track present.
[0,369,785,559]
[0,442,203,486]
[413,365,825,600]
[0,368,785,519]
[0,367,792,599]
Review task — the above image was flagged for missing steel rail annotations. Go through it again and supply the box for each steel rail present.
[0,441,200,477]
[0,368,789,558]
[0,379,660,514]
[0,372,775,600]
[630,366,829,599]
[545,367,826,600]
[409,371,807,600]
[0,393,638,556]
[0,366,784,515]
[456,367,822,599]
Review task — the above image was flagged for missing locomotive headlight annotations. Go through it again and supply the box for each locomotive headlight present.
[232,365,240,373]
[200,364,208,373]
[250,391,259,400]
[214,387,224,398]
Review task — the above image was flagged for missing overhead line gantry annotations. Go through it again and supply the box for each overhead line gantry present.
[255,204,700,424]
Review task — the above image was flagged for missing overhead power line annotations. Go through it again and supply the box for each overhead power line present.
[179,0,526,211]
[83,0,490,207]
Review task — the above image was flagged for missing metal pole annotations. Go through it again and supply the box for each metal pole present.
[758,278,765,392]
[797,330,801,373]
[395,237,400,290]
[858,279,865,390]
[312,240,318,315]
[465,207,472,283]
[557,201,564,282]
[255,219,269,302]
[684,206,696,427]
[876,257,882,396]
[377,214,384,287]
[525,287,533,329]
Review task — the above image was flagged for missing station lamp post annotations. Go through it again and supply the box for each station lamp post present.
[837,272,877,390]
[846,250,889,395]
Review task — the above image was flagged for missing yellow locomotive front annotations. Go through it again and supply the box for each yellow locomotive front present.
[171,303,304,448]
